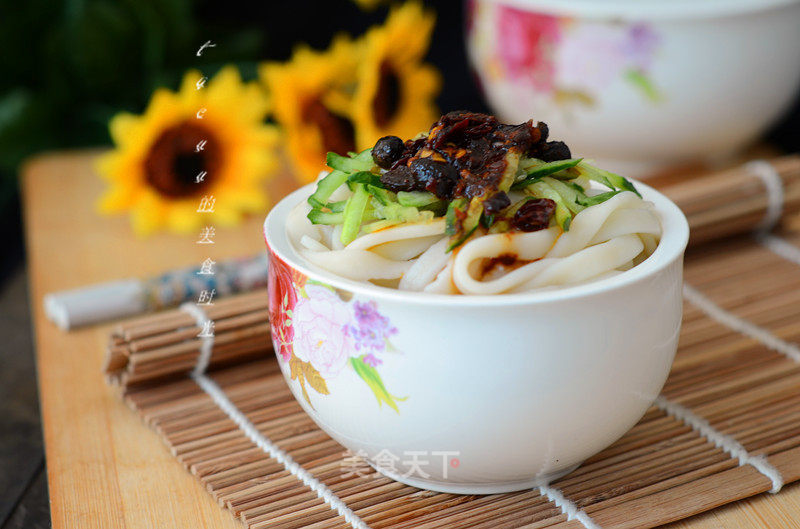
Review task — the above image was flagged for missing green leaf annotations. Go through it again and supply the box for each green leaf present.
[349,357,406,413]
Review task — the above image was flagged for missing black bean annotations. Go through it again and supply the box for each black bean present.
[512,198,556,232]
[409,158,460,199]
[536,121,549,143]
[483,191,511,215]
[380,166,418,192]
[372,136,405,169]
[538,141,571,162]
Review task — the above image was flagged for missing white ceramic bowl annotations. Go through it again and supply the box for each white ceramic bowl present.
[263,180,689,493]
[467,0,800,175]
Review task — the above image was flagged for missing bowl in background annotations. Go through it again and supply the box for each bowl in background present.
[466,0,800,176]
[263,180,689,493]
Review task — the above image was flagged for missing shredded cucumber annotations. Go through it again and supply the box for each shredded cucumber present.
[307,210,344,225]
[397,191,438,208]
[308,170,348,208]
[540,177,586,214]
[446,198,483,251]
[327,150,374,173]
[361,219,403,233]
[576,162,640,197]
[525,181,573,231]
[376,202,433,223]
[512,158,583,190]
[340,184,371,245]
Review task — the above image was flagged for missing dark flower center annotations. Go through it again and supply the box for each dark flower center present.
[301,97,356,156]
[144,121,220,198]
[372,61,401,128]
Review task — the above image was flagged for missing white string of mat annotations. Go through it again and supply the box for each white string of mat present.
[655,160,796,496]
[747,159,800,266]
[682,285,800,364]
[172,162,799,528]
[180,303,373,529]
[538,484,602,529]
[748,160,785,234]
[180,303,215,377]
[654,396,783,493]
[677,282,794,493]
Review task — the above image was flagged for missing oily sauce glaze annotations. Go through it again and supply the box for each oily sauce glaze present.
[376,111,571,202]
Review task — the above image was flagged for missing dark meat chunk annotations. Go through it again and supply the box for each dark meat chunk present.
[410,158,459,199]
[374,112,571,224]
[390,137,426,170]
[535,121,549,143]
[380,166,418,192]
[535,141,571,162]
[372,136,405,169]
[512,199,556,232]
[483,191,511,215]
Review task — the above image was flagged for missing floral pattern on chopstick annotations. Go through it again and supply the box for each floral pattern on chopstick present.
[267,249,405,412]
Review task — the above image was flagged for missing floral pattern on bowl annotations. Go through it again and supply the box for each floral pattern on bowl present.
[468,0,662,107]
[268,249,405,412]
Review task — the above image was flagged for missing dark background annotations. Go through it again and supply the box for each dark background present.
[2,0,800,282]
[0,1,798,527]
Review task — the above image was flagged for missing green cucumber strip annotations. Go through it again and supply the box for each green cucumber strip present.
[325,200,346,213]
[420,200,446,216]
[447,198,483,252]
[480,213,494,229]
[445,197,468,236]
[526,181,572,231]
[498,151,521,192]
[488,220,510,234]
[577,162,640,197]
[447,223,479,252]
[366,184,395,206]
[347,171,383,187]
[340,184,370,245]
[376,202,433,223]
[352,148,374,164]
[512,158,583,190]
[327,150,374,173]
[307,209,344,225]
[397,191,438,207]
[308,170,348,207]
[362,219,403,233]
[576,190,621,207]
[541,177,586,214]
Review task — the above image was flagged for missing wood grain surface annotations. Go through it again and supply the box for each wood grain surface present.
[22,151,800,528]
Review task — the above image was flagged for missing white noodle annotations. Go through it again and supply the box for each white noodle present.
[288,188,661,295]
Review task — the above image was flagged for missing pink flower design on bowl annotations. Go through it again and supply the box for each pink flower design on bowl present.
[265,247,405,412]
[292,284,355,379]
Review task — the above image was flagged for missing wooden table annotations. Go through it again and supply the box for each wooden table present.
[23,151,800,529]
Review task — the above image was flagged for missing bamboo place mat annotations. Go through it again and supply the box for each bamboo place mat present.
[106,228,800,529]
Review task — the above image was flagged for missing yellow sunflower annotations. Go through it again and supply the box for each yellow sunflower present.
[259,36,362,183]
[96,66,279,236]
[351,1,441,149]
